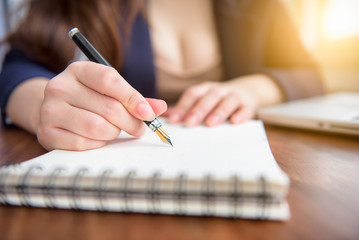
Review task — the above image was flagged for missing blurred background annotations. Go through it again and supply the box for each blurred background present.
[283,0,359,93]
[0,0,358,93]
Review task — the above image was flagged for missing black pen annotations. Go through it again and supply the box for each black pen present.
[68,27,172,146]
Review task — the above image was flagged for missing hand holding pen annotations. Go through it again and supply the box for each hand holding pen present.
[68,28,172,146]
[36,31,170,151]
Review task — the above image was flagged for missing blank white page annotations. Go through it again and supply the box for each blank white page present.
[21,120,288,183]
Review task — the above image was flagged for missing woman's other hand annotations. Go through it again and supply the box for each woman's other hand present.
[165,74,283,127]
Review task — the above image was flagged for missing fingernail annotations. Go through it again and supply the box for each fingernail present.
[136,102,154,120]
[231,114,242,124]
[185,114,199,127]
[207,114,220,126]
[168,112,181,123]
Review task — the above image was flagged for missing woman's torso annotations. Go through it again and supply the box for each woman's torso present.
[148,0,224,104]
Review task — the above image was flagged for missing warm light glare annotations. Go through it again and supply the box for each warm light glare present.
[323,0,359,39]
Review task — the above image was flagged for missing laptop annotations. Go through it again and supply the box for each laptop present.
[257,92,359,136]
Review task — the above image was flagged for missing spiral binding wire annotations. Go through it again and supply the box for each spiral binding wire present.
[259,176,268,220]
[0,166,11,205]
[71,168,88,210]
[0,165,274,218]
[44,167,65,208]
[122,170,135,212]
[18,165,42,207]
[148,171,161,214]
[96,169,112,211]
[230,175,242,218]
[201,174,214,216]
[175,173,187,215]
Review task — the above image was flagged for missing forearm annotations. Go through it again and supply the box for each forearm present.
[6,77,48,134]
[263,68,324,101]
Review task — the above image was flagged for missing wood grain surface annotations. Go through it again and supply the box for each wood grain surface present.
[1,124,358,240]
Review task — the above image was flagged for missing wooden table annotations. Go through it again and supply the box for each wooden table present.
[1,124,358,240]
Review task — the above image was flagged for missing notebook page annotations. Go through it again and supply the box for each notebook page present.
[19,120,287,183]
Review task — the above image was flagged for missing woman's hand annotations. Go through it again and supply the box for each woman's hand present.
[165,74,283,127]
[34,61,166,151]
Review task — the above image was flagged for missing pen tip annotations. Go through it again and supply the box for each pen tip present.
[166,138,173,147]
[155,127,173,147]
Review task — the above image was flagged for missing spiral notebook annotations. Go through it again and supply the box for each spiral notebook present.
[0,120,290,220]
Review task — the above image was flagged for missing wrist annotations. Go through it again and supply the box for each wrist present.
[7,78,48,135]
[227,74,284,109]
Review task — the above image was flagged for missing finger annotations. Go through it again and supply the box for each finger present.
[67,62,155,120]
[145,98,168,117]
[184,87,227,127]
[167,84,210,123]
[162,106,174,118]
[230,105,256,124]
[48,77,146,137]
[40,100,124,141]
[37,126,107,151]
[205,92,240,127]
